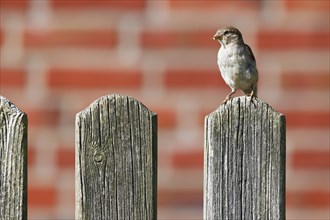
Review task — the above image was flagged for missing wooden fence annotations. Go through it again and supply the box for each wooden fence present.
[0,94,285,220]
[0,96,28,220]
[204,97,286,220]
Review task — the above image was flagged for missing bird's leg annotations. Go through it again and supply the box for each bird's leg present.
[247,90,256,105]
[223,88,236,104]
[247,90,254,98]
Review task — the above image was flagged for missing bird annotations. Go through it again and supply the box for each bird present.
[212,26,258,104]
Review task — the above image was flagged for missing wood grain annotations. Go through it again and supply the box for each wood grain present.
[0,96,28,220]
[75,94,157,220]
[204,96,286,220]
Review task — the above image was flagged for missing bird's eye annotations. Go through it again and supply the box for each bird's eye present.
[224,31,229,35]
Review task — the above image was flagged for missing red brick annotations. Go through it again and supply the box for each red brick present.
[153,108,177,129]
[0,0,28,9]
[172,150,203,169]
[26,109,60,127]
[287,190,330,208]
[141,30,216,48]
[169,0,258,9]
[0,29,3,46]
[51,0,145,10]
[24,29,117,48]
[284,111,329,128]
[284,0,330,11]
[165,69,226,88]
[28,186,57,207]
[257,31,330,50]
[56,147,75,169]
[47,68,142,89]
[0,68,26,87]
[158,189,202,207]
[28,146,36,167]
[281,72,329,89]
[292,150,329,169]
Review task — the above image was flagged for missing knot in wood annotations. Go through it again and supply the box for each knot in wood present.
[93,152,103,163]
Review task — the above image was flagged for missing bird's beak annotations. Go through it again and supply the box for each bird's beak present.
[212,33,222,41]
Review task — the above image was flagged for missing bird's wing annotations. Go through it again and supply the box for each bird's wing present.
[245,44,256,63]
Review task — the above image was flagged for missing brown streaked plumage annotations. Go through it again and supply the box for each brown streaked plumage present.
[213,26,258,104]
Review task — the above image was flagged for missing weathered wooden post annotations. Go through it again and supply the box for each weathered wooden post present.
[204,96,285,220]
[0,96,28,220]
[75,94,157,220]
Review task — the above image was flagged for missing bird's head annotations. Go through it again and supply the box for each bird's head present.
[212,26,243,46]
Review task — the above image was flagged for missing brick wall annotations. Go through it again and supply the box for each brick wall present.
[0,0,329,219]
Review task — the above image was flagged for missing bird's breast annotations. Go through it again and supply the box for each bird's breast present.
[217,45,258,90]
[218,45,255,70]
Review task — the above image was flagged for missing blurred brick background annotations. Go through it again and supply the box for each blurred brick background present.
[0,0,329,219]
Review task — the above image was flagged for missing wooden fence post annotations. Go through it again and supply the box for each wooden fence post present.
[204,96,286,220]
[75,94,157,220]
[0,96,28,220]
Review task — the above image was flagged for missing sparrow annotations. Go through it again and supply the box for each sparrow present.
[212,26,258,104]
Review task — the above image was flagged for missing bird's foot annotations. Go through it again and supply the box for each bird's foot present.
[222,94,233,105]
[247,91,256,106]
[222,90,236,105]
[222,98,230,105]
